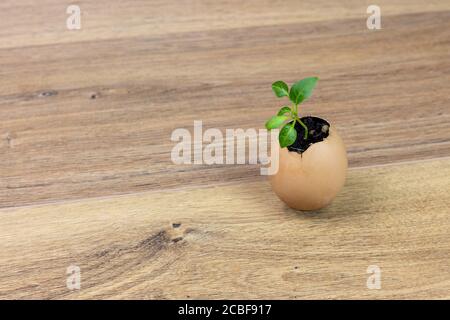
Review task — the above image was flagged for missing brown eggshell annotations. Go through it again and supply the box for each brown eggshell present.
[269,128,347,211]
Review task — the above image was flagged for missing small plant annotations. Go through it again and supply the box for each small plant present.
[265,77,319,147]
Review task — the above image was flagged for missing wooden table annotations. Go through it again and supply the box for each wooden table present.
[1,0,449,299]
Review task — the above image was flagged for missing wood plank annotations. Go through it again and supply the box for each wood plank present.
[0,0,448,50]
[1,3,450,207]
[1,158,449,299]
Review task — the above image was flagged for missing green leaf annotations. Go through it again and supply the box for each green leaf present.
[279,122,297,148]
[289,77,319,105]
[272,81,289,98]
[277,106,292,116]
[265,115,288,130]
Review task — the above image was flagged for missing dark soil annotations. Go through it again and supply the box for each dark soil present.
[287,116,330,154]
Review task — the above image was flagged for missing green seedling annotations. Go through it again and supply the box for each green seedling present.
[265,77,319,148]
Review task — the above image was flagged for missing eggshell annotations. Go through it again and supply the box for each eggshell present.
[269,128,347,211]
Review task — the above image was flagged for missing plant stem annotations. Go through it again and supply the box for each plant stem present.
[296,117,308,140]
[293,104,308,140]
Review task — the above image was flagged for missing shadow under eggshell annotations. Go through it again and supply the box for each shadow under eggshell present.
[269,128,348,211]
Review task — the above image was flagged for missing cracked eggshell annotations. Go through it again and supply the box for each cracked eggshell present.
[269,128,347,211]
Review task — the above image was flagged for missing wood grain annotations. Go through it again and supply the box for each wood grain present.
[1,0,450,300]
[1,1,450,207]
[1,158,449,299]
